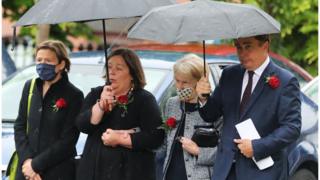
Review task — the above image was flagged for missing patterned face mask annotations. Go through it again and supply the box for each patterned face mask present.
[176,87,193,100]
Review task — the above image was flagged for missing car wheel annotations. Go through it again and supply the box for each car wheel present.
[290,169,317,180]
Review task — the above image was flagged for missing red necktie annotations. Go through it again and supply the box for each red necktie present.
[240,71,254,114]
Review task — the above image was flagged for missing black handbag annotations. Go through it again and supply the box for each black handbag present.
[192,125,220,147]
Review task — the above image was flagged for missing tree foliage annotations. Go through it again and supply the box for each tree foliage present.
[2,0,97,48]
[242,0,318,75]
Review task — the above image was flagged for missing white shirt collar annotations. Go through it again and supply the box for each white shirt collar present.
[252,56,270,77]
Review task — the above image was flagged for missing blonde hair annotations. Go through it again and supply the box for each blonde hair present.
[173,54,209,81]
[35,40,70,72]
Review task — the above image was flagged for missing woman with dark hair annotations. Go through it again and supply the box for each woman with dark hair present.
[14,40,84,180]
[76,48,164,180]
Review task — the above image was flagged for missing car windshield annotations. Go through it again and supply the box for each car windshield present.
[302,78,318,105]
[2,64,170,122]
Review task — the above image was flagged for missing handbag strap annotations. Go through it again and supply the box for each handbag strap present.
[162,101,187,178]
[176,101,186,136]
[26,78,36,133]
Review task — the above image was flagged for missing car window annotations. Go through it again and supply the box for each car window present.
[300,94,318,132]
[270,58,307,87]
[144,68,170,94]
[303,79,318,105]
[68,64,105,95]
[2,66,38,122]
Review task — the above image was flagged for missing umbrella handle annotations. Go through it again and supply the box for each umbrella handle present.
[102,19,111,85]
[202,41,210,98]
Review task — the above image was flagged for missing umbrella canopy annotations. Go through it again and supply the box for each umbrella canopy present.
[128,0,281,43]
[14,0,175,84]
[14,0,174,26]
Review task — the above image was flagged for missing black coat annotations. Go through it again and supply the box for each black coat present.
[76,86,164,180]
[14,73,84,180]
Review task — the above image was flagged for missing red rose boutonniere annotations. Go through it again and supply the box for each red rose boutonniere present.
[116,94,133,117]
[158,117,177,132]
[53,98,67,112]
[265,75,280,89]
[118,95,129,104]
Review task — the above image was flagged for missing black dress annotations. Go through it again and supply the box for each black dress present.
[165,102,198,180]
[14,73,84,180]
[76,86,165,180]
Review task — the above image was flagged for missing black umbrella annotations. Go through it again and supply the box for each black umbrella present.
[13,0,175,84]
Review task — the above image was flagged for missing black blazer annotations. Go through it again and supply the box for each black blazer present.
[14,73,84,180]
[76,86,164,180]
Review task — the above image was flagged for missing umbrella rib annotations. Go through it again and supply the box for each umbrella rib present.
[247,5,280,32]
[174,5,189,43]
[212,4,237,38]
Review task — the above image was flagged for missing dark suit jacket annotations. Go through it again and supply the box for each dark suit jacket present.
[199,61,301,180]
[14,73,84,180]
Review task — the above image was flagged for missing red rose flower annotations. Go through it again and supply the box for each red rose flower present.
[266,75,280,89]
[116,94,134,117]
[117,95,129,104]
[53,98,67,112]
[158,117,177,132]
[56,98,67,108]
[166,117,177,128]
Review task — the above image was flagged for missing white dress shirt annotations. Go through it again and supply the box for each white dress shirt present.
[240,57,270,102]
[199,56,271,107]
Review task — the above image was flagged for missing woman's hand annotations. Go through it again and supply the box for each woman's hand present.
[31,174,42,180]
[100,85,116,112]
[179,137,200,156]
[101,128,133,148]
[22,159,37,180]
[91,86,117,125]
[101,129,128,147]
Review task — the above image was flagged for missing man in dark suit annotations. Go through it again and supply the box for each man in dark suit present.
[196,35,301,180]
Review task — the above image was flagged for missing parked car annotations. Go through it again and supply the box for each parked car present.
[2,45,17,80]
[2,49,317,180]
[129,44,313,87]
[302,76,318,105]
[287,76,319,180]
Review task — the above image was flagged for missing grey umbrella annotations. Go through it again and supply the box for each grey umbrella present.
[128,0,280,43]
[13,0,175,83]
[128,0,281,78]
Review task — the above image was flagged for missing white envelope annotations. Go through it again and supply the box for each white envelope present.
[235,118,274,170]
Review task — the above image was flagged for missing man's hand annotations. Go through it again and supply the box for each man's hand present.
[234,139,253,158]
[196,76,211,102]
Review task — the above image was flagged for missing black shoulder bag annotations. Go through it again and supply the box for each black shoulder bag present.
[191,124,220,147]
